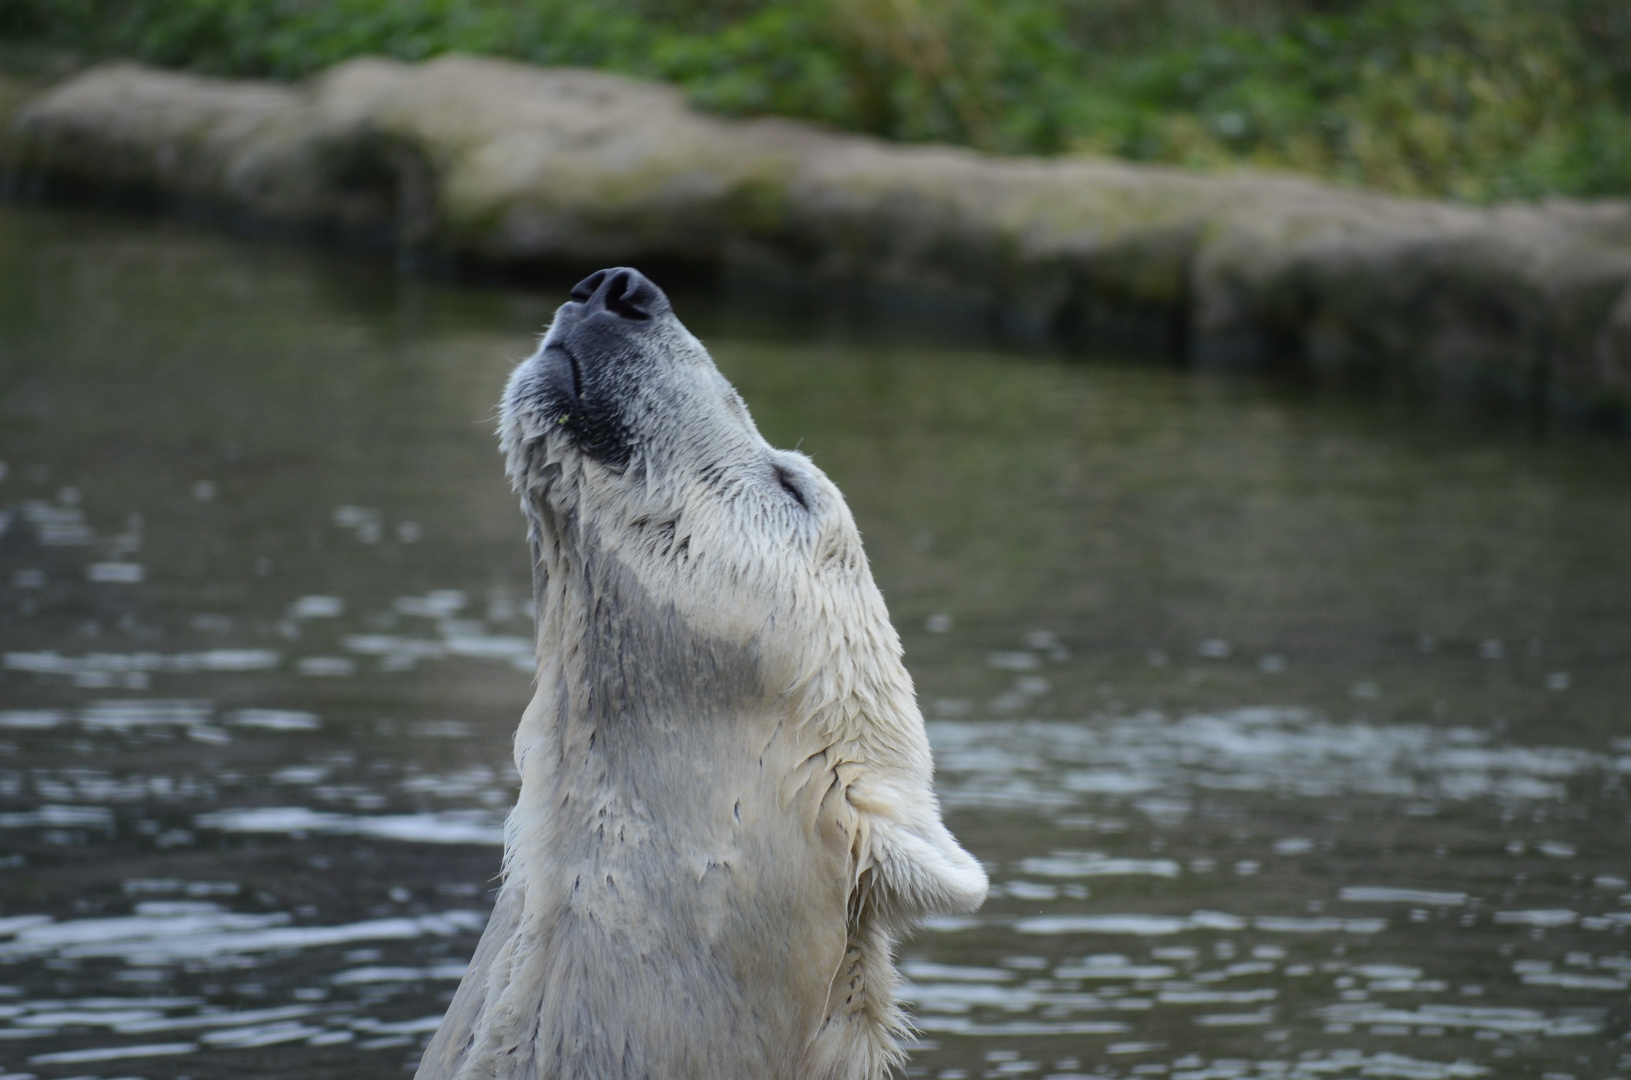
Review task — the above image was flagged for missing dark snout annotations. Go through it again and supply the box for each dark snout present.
[533,268,672,470]
[569,267,670,321]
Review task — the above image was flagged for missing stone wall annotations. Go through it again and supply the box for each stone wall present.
[6,56,1631,409]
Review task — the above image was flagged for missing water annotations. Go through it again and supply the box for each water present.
[1,203,1629,1080]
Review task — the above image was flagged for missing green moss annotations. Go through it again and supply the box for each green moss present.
[1,0,1627,202]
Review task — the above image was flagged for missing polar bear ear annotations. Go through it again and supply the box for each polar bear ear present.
[870,815,989,922]
[846,778,988,922]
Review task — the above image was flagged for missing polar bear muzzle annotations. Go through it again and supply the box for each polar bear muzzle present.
[528,267,674,470]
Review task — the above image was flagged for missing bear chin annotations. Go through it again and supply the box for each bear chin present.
[416,268,987,1080]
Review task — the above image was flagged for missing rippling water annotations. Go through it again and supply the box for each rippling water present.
[1,204,1630,1080]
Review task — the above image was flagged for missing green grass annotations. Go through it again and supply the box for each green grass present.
[2,0,1628,202]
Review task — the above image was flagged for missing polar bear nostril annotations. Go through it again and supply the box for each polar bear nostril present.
[603,269,659,321]
[569,269,606,303]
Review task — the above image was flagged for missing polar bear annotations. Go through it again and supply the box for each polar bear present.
[415,268,987,1080]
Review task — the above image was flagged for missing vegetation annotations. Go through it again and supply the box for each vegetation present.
[2,0,1628,202]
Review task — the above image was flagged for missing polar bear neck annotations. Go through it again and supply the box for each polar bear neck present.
[516,457,924,757]
[492,500,872,1077]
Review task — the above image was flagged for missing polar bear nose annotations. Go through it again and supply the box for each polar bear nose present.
[570,267,668,322]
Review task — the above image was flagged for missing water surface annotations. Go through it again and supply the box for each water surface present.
[2,204,1630,1080]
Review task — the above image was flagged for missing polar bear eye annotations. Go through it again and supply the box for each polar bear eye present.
[774,465,809,511]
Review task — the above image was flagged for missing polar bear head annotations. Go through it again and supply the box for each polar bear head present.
[500,266,885,703]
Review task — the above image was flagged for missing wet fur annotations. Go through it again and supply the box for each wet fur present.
[416,270,986,1080]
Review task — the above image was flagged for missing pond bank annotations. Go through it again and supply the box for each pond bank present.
[5,55,1631,413]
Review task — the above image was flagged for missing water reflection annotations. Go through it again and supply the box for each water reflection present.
[1,204,1629,1080]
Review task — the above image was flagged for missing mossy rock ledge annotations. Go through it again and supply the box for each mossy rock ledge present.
[6,55,1631,411]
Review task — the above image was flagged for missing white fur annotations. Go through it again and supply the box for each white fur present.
[416,279,986,1080]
